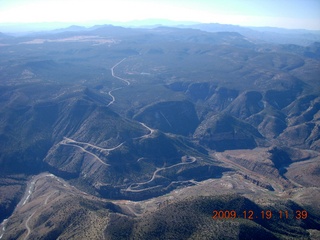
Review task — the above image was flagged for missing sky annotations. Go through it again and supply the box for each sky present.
[0,0,319,30]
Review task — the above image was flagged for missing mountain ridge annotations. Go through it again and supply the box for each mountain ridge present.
[0,23,319,239]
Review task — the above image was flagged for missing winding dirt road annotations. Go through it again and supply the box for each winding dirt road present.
[109,58,157,141]
[23,211,36,240]
[105,58,130,107]
[63,137,124,152]
[60,137,126,167]
[111,58,130,86]
[106,87,122,107]
[127,157,197,191]
[10,174,64,240]
[60,142,110,166]
[134,122,156,140]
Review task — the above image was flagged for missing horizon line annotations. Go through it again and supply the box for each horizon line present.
[1,19,320,33]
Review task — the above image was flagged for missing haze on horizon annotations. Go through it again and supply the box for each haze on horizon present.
[0,0,319,32]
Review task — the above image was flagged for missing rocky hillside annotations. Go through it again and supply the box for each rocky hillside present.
[0,24,319,239]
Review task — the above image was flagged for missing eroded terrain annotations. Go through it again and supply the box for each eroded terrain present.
[0,24,319,239]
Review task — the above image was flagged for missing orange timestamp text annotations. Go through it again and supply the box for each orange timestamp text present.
[212,210,308,220]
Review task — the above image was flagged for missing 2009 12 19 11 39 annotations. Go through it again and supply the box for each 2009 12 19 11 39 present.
[212,210,308,220]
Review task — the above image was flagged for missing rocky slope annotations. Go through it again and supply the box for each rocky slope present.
[0,24,319,239]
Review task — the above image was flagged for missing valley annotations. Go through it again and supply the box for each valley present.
[0,23,319,239]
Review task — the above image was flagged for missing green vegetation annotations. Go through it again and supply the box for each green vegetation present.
[0,24,319,239]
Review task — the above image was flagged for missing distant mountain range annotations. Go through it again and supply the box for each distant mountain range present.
[1,19,320,45]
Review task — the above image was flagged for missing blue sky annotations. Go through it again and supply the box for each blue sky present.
[0,0,319,30]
